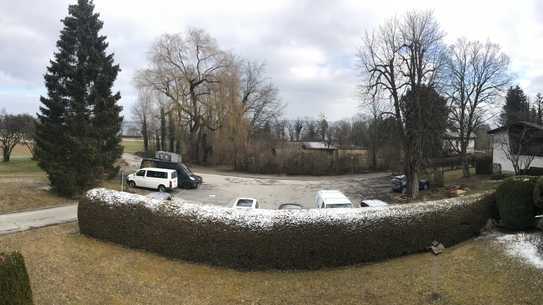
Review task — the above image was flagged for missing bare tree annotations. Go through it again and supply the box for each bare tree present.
[0,111,26,162]
[318,113,328,143]
[535,93,543,124]
[445,38,510,176]
[498,125,539,175]
[294,118,304,141]
[239,60,283,133]
[136,28,228,161]
[358,10,446,198]
[131,87,156,152]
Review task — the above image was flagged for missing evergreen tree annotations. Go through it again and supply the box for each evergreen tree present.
[35,0,122,196]
[500,86,530,126]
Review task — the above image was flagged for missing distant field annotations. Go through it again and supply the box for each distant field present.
[121,138,144,154]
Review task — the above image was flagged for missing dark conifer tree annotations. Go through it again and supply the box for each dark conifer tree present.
[500,86,530,126]
[35,0,122,196]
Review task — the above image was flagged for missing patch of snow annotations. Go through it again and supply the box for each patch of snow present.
[495,233,543,269]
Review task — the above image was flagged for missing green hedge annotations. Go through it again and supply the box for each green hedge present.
[79,189,496,270]
[0,252,33,305]
[496,176,538,230]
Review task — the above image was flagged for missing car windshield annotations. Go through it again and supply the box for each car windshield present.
[182,164,193,175]
[326,203,353,208]
[236,199,254,207]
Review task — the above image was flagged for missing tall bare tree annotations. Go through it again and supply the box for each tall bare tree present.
[445,38,510,176]
[358,11,446,198]
[136,28,228,161]
[131,87,156,152]
[239,60,283,133]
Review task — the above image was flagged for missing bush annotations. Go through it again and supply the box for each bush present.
[496,176,538,230]
[0,252,33,305]
[79,189,496,270]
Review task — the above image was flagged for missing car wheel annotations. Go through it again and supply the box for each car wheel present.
[128,181,136,188]
[158,185,166,192]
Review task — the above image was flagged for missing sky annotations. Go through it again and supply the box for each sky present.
[1,0,543,121]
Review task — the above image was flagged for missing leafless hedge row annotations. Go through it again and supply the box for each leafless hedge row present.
[79,189,496,270]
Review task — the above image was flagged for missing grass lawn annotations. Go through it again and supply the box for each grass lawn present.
[0,139,143,213]
[1,223,541,305]
[121,138,144,154]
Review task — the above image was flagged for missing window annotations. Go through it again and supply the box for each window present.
[147,171,167,179]
[236,199,254,207]
[171,171,177,179]
[136,170,145,177]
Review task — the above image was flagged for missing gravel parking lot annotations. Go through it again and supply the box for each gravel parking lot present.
[121,153,393,209]
[172,172,391,209]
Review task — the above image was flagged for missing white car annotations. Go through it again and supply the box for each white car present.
[315,190,353,209]
[360,199,389,208]
[232,198,258,209]
[127,167,178,192]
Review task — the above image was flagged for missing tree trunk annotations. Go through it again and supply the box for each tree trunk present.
[160,107,167,151]
[2,148,10,162]
[406,158,419,199]
[142,117,148,152]
[461,154,470,177]
[155,131,161,152]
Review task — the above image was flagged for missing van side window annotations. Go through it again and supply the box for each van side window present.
[147,171,167,179]
[136,170,145,177]
[171,171,177,179]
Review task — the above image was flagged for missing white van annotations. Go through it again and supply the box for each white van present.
[315,190,353,209]
[127,167,178,192]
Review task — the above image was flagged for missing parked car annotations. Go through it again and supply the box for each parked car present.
[315,190,353,209]
[360,199,389,208]
[391,175,430,193]
[278,203,304,210]
[140,157,202,189]
[127,168,178,192]
[232,198,258,209]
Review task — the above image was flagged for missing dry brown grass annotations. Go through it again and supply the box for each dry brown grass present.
[0,223,541,305]
[0,178,74,214]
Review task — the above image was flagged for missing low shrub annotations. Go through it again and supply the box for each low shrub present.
[496,176,538,230]
[79,189,496,270]
[0,252,33,305]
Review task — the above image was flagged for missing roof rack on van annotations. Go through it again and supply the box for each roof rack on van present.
[155,151,182,163]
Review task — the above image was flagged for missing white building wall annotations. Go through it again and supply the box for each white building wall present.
[492,130,543,173]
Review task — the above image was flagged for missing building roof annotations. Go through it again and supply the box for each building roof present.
[302,141,337,150]
[488,121,543,135]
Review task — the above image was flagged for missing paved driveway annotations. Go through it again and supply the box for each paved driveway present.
[0,205,77,235]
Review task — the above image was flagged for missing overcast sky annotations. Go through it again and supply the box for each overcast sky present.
[1,0,543,121]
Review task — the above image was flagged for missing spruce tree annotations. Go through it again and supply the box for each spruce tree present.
[35,0,122,196]
[500,85,530,126]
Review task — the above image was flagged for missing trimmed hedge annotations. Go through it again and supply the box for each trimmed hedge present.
[0,252,33,305]
[79,189,496,270]
[496,176,538,230]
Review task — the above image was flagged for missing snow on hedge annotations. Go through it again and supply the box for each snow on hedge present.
[86,188,492,229]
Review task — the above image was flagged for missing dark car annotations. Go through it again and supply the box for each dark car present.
[391,175,430,193]
[140,158,203,189]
